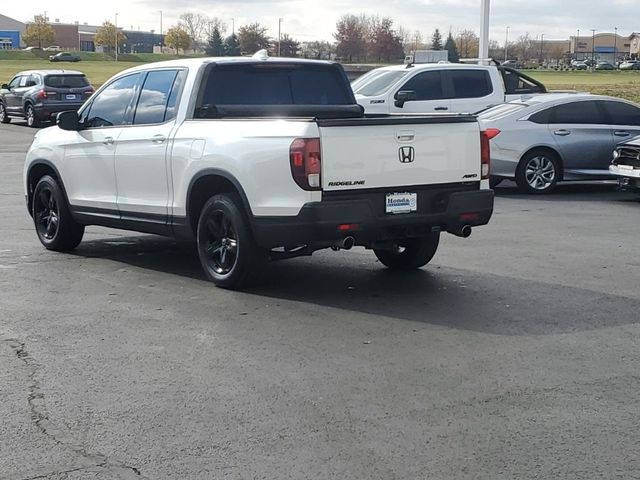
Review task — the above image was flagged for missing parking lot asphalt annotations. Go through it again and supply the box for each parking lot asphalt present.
[1,121,640,480]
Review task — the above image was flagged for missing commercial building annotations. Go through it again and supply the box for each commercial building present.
[0,13,25,49]
[570,33,630,63]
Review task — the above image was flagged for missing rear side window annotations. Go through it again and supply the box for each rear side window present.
[398,71,444,101]
[200,64,352,105]
[529,107,552,124]
[448,70,493,99]
[83,73,141,128]
[549,101,606,124]
[600,100,640,126]
[45,75,89,88]
[133,70,180,125]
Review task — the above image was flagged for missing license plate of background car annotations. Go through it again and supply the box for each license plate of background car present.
[66,94,76,100]
[385,193,417,214]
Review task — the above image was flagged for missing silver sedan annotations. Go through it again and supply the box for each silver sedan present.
[479,93,640,193]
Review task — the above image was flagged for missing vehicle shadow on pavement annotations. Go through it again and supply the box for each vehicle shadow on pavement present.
[72,236,640,337]
[494,182,638,202]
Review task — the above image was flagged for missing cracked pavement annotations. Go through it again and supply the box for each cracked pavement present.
[1,122,640,479]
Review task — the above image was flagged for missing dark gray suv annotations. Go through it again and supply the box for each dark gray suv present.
[0,70,94,127]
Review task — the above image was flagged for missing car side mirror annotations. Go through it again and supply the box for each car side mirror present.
[1,84,9,90]
[57,111,82,131]
[394,90,417,108]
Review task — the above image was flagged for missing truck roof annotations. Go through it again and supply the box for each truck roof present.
[371,63,498,72]
[115,56,336,77]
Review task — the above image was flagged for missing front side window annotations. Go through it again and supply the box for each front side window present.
[549,101,606,125]
[8,76,21,89]
[133,70,179,125]
[354,70,409,97]
[448,70,493,99]
[83,73,141,128]
[398,71,444,101]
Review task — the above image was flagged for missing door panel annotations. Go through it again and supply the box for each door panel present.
[60,129,122,211]
[114,124,174,217]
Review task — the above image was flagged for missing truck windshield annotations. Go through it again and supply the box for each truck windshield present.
[200,63,353,105]
[353,71,408,97]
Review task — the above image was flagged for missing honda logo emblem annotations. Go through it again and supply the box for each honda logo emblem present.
[399,146,415,163]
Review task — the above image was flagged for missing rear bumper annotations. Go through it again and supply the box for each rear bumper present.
[34,103,84,120]
[252,186,494,248]
[611,165,640,192]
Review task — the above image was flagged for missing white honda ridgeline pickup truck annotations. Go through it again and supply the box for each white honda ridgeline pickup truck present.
[24,53,494,289]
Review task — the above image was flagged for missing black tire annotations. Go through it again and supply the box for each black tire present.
[489,176,503,189]
[32,175,84,251]
[25,104,40,128]
[515,149,560,194]
[0,102,10,124]
[374,233,440,270]
[196,193,267,289]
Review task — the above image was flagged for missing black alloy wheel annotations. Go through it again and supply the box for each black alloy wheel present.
[32,175,84,251]
[197,193,266,289]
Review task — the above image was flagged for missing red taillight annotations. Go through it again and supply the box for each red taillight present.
[36,89,47,100]
[290,138,321,191]
[479,129,499,180]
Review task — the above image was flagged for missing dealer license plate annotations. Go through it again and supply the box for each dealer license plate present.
[66,94,76,100]
[385,192,417,214]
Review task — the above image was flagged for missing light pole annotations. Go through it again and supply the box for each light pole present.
[591,29,596,64]
[159,10,163,53]
[539,33,544,65]
[479,0,490,64]
[231,18,235,36]
[614,26,618,65]
[115,13,118,61]
[504,26,509,62]
[278,18,283,56]
[576,28,580,60]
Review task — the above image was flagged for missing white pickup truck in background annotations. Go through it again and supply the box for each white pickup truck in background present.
[352,63,547,114]
[24,53,494,288]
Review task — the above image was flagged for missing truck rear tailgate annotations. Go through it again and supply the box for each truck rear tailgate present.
[317,115,481,192]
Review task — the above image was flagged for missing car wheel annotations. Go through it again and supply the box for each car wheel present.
[489,176,503,189]
[374,233,440,270]
[515,150,560,194]
[197,193,267,289]
[32,175,85,251]
[0,102,10,124]
[25,104,40,128]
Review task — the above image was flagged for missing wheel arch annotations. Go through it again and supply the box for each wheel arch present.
[185,169,254,237]
[26,160,70,217]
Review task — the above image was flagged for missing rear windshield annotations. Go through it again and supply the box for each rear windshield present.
[353,70,408,97]
[200,63,353,106]
[479,102,528,120]
[44,75,89,88]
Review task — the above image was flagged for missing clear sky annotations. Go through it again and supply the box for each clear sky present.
[1,0,636,42]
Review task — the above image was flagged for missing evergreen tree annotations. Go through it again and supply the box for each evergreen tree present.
[444,31,460,62]
[224,33,241,56]
[205,26,224,56]
[431,28,443,50]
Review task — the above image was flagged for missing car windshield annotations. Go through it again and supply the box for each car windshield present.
[353,70,409,97]
[44,75,89,88]
[479,102,528,120]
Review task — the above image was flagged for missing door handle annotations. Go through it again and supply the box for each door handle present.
[397,130,415,141]
[102,136,114,145]
[614,131,630,137]
[554,129,571,136]
[152,134,166,144]
[434,106,449,111]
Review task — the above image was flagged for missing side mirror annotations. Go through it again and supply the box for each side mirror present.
[394,90,417,108]
[57,111,81,131]
[1,84,9,90]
